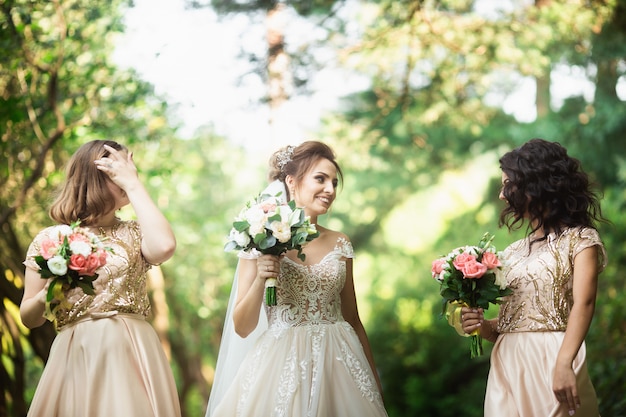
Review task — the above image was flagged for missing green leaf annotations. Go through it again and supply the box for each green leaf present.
[257,235,277,250]
[267,213,281,223]
[233,221,249,232]
[224,241,239,252]
[46,280,58,303]
[76,281,95,295]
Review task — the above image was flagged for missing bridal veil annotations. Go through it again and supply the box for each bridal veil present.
[205,180,287,416]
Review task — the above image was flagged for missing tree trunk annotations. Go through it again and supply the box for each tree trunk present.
[535,70,551,118]
[535,0,552,118]
[266,2,292,146]
[147,267,172,359]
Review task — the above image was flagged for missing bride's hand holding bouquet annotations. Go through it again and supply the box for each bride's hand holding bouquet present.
[225,191,319,306]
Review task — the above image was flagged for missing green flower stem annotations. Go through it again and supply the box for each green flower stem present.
[470,334,483,358]
[265,277,277,306]
[265,287,276,306]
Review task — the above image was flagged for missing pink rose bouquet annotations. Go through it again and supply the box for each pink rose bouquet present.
[35,221,112,319]
[225,191,320,306]
[431,233,512,358]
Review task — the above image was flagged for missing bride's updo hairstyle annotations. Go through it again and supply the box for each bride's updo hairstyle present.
[269,141,343,201]
[49,140,126,226]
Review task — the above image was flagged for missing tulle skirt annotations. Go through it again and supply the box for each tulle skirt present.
[27,314,181,417]
[211,321,387,417]
[485,332,599,417]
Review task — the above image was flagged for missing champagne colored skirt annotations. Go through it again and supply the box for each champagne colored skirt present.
[485,332,599,417]
[27,314,181,417]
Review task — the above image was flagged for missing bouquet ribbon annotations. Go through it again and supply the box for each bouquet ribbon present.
[43,279,72,321]
[446,301,483,358]
[445,301,471,337]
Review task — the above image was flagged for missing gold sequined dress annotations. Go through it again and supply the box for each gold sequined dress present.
[24,221,181,417]
[486,227,606,417]
[211,237,388,417]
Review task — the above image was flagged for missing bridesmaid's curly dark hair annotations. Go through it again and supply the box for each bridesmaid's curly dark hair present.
[498,138,604,241]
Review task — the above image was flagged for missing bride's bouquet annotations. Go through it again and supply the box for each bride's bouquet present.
[431,233,512,358]
[35,221,111,319]
[225,192,320,305]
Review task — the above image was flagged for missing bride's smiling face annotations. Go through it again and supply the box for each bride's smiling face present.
[288,158,338,217]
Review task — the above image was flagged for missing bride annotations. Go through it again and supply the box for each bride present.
[206,141,388,417]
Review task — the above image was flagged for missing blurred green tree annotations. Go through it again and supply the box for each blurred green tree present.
[0,0,178,415]
[2,0,625,416]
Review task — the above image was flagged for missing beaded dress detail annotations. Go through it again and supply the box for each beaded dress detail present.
[25,221,152,329]
[496,227,606,334]
[211,237,388,417]
[23,221,181,417]
[485,226,606,417]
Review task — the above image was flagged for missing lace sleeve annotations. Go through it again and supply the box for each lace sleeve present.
[335,236,354,259]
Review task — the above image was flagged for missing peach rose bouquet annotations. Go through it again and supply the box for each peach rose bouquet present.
[225,192,319,306]
[431,233,512,358]
[35,221,112,320]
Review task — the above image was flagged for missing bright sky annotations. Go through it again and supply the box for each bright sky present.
[111,0,366,151]
[112,0,623,150]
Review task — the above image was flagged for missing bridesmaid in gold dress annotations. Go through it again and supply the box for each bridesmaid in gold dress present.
[461,138,606,417]
[20,140,181,417]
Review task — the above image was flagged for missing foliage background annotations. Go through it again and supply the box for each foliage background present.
[1,0,625,416]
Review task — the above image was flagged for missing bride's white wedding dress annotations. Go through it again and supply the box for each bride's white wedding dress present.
[208,237,388,417]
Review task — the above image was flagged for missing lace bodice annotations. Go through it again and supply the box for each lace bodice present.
[24,221,152,329]
[497,227,606,333]
[265,237,354,330]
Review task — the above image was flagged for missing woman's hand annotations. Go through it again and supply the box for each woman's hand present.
[94,144,140,192]
[460,306,484,334]
[553,362,580,415]
[256,254,281,281]
[460,306,500,343]
[233,254,281,337]
[96,144,176,264]
[38,279,53,304]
